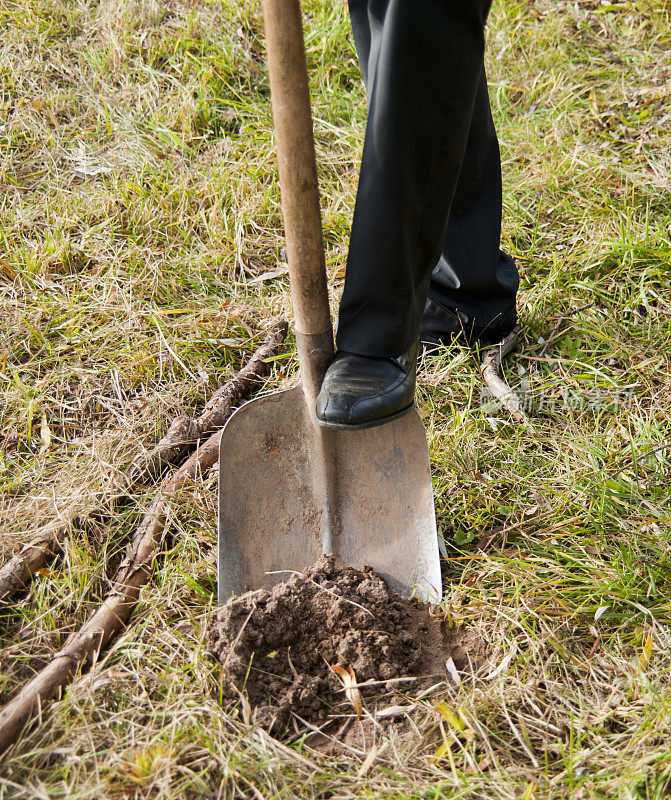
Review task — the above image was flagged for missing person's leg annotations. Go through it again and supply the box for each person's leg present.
[421,67,518,347]
[336,0,494,358]
[317,0,496,428]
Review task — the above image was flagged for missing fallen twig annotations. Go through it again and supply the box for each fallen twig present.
[0,321,288,602]
[538,303,594,359]
[0,356,275,751]
[607,440,671,481]
[479,326,531,427]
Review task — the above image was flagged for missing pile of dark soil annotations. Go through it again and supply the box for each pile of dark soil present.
[207,556,484,733]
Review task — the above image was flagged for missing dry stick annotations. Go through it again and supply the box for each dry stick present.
[0,375,264,752]
[479,325,532,427]
[538,303,594,359]
[0,321,288,602]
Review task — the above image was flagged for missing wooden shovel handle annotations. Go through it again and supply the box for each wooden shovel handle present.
[262,0,334,399]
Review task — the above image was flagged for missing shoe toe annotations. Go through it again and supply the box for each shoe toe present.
[315,385,358,425]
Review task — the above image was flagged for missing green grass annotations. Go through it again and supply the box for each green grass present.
[1,0,670,797]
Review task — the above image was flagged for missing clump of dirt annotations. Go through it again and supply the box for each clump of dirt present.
[207,556,484,733]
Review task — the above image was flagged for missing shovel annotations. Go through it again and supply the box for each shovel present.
[217,0,441,603]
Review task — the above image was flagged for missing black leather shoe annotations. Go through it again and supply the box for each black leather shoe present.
[315,341,418,430]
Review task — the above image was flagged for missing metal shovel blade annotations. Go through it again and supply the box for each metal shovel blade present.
[217,384,442,603]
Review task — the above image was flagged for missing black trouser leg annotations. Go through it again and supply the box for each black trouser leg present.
[339,0,517,357]
[422,68,518,345]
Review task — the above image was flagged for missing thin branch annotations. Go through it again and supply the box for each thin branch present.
[607,441,671,481]
[0,321,288,602]
[538,303,594,359]
[479,326,531,427]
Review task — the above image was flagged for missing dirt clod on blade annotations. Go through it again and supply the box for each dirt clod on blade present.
[206,556,484,733]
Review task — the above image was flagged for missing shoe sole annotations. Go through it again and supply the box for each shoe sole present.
[315,402,415,431]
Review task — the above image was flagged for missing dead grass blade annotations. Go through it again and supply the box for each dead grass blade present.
[331,665,363,719]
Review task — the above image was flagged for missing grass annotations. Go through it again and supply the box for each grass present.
[1,0,670,796]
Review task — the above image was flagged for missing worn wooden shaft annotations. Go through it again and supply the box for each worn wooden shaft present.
[262,0,334,401]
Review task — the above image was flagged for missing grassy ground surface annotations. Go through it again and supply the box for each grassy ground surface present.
[1,0,670,797]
